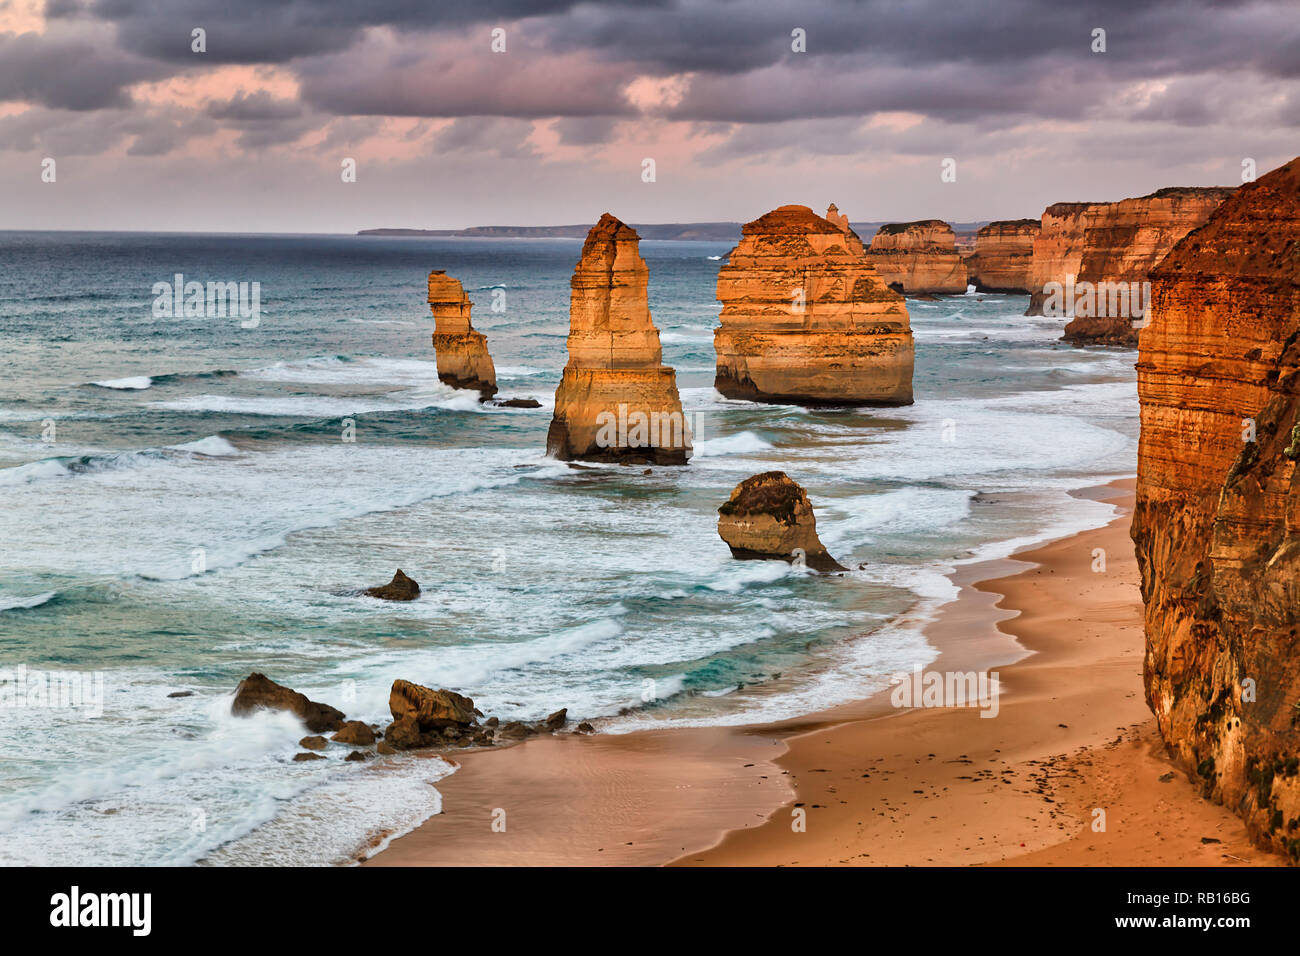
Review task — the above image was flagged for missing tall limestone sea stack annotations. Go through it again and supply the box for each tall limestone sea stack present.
[1133,156,1300,858]
[546,214,690,464]
[867,219,967,295]
[1062,186,1235,346]
[428,270,497,400]
[713,204,913,406]
[966,219,1039,293]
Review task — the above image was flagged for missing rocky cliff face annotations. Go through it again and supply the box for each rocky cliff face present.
[966,219,1039,293]
[428,270,497,400]
[1063,187,1235,346]
[713,204,913,406]
[1024,202,1100,316]
[1133,156,1300,860]
[547,214,690,464]
[867,219,967,294]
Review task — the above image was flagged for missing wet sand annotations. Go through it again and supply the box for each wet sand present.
[369,480,1279,867]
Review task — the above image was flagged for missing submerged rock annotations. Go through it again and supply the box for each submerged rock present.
[546,213,691,465]
[365,569,420,601]
[717,471,845,572]
[230,672,345,733]
[299,735,328,751]
[493,398,542,408]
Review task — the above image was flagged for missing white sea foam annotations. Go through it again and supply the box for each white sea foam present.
[692,431,773,457]
[0,590,56,611]
[91,376,153,390]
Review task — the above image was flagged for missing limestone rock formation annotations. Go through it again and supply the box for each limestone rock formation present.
[713,204,913,406]
[717,471,845,571]
[429,270,497,400]
[966,219,1039,293]
[1024,202,1102,315]
[389,679,477,729]
[1133,156,1300,859]
[867,220,967,294]
[365,569,420,601]
[546,214,690,464]
[230,673,345,733]
[1063,187,1235,346]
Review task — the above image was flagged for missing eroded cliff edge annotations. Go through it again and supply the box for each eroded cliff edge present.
[967,219,1039,293]
[1063,186,1235,347]
[1134,156,1300,860]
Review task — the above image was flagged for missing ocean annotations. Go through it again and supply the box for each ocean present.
[0,231,1138,865]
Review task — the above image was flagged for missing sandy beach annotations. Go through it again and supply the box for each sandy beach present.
[368,480,1279,867]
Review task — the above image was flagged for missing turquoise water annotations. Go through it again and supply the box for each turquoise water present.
[0,231,1138,864]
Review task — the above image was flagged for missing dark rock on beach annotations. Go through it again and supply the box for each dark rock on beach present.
[365,569,420,601]
[230,672,345,733]
[544,708,568,731]
[332,721,376,746]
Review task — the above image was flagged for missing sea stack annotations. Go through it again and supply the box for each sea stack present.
[1024,202,1102,316]
[546,214,690,464]
[717,471,845,571]
[1132,156,1300,857]
[1061,186,1235,346]
[713,204,913,406]
[966,219,1039,293]
[428,270,497,400]
[867,220,967,295]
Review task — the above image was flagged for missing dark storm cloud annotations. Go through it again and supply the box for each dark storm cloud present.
[77,0,669,64]
[5,0,1298,159]
[0,27,170,110]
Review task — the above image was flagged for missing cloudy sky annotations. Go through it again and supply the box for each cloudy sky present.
[1,0,1296,232]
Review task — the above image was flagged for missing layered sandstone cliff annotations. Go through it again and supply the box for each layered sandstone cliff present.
[1062,187,1235,346]
[966,219,1039,293]
[867,220,967,295]
[547,214,690,464]
[713,204,913,406]
[1024,202,1100,316]
[1134,156,1300,860]
[718,471,845,572]
[428,270,497,400]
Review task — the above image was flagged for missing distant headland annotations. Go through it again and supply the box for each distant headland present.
[357,221,992,242]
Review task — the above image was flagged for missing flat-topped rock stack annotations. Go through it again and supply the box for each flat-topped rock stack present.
[713,204,913,406]
[1062,186,1235,346]
[546,213,691,464]
[428,270,497,400]
[1133,156,1300,858]
[867,219,967,295]
[966,219,1039,293]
